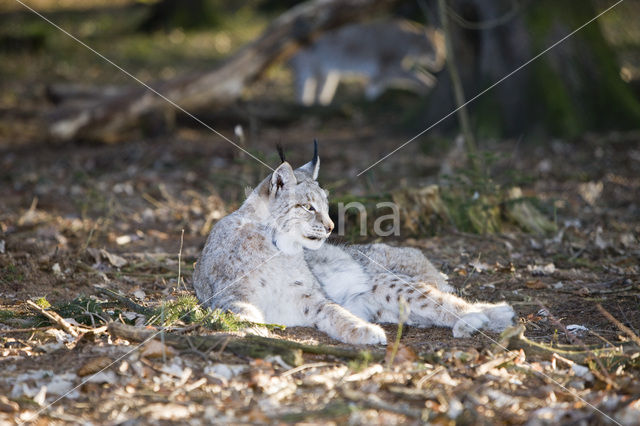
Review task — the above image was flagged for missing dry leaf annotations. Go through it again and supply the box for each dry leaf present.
[0,396,19,413]
[77,356,113,377]
[385,343,417,365]
[140,340,176,359]
[525,280,547,289]
[100,249,127,268]
[246,407,270,423]
[526,313,543,322]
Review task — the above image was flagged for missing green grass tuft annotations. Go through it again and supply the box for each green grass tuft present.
[34,297,51,309]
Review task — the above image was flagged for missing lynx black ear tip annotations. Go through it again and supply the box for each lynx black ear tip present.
[312,139,319,166]
[276,144,286,163]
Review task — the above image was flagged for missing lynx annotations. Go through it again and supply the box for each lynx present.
[193,143,515,345]
[289,19,445,106]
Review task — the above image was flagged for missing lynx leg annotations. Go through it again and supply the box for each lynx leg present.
[309,299,387,345]
[399,282,515,337]
[318,71,341,106]
[301,76,318,106]
[358,273,514,338]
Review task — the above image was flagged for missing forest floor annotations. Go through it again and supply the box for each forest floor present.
[1,121,639,424]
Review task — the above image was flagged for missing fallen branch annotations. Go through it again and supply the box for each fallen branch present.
[108,322,383,367]
[26,300,79,337]
[596,304,640,347]
[499,325,639,364]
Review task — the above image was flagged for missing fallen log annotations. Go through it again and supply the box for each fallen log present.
[48,0,395,142]
[108,322,384,367]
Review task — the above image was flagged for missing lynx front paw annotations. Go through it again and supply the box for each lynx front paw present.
[349,323,387,345]
[453,312,489,338]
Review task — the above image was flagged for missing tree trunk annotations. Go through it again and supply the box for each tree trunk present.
[420,0,640,138]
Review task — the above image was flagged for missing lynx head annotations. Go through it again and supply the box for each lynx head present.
[259,141,334,254]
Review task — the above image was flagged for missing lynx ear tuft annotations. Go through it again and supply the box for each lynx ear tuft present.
[312,138,318,167]
[270,162,296,196]
[296,139,320,180]
[276,144,286,163]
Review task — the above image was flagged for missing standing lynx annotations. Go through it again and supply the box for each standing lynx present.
[193,143,515,344]
[289,19,445,106]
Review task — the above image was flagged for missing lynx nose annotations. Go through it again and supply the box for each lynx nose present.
[325,219,334,234]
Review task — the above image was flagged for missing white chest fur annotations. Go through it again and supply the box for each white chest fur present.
[305,244,373,319]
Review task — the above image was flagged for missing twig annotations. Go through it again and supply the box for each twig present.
[340,387,424,419]
[281,362,339,377]
[177,228,185,290]
[416,366,445,389]
[0,326,55,334]
[500,325,638,364]
[553,285,637,295]
[538,302,615,387]
[277,402,355,422]
[596,304,640,347]
[97,288,156,316]
[26,300,79,337]
[475,350,519,375]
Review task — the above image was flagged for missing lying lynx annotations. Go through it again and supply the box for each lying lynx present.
[289,19,445,106]
[193,143,515,345]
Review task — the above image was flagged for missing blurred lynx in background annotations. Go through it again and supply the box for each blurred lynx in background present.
[289,19,445,106]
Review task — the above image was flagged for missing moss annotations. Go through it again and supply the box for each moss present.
[34,297,51,310]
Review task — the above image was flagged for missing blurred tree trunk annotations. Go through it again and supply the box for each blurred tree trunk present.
[421,0,640,138]
[47,0,396,143]
[138,0,222,32]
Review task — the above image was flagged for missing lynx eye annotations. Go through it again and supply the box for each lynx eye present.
[300,203,315,212]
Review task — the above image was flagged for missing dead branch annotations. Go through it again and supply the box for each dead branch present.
[108,322,383,367]
[596,304,640,347]
[26,300,79,337]
[499,325,639,364]
[48,0,396,142]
